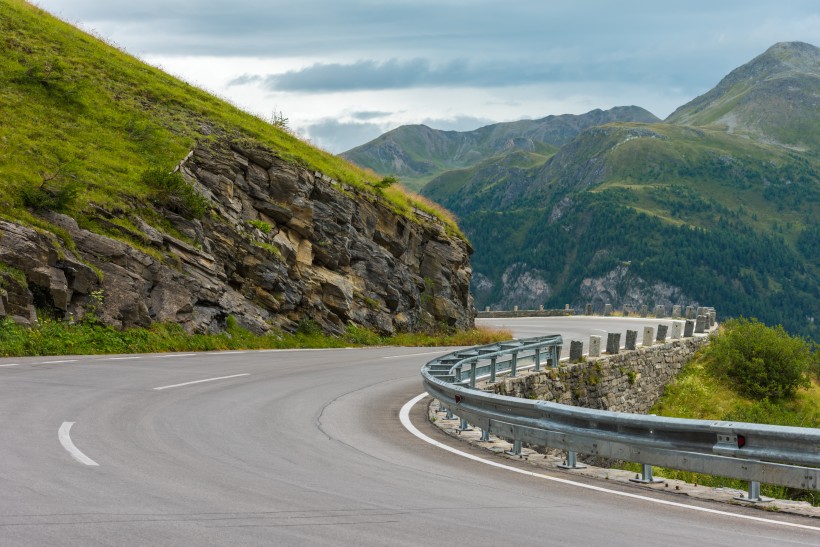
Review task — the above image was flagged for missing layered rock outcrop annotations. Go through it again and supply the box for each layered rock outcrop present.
[0,140,475,334]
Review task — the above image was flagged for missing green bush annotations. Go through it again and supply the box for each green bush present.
[141,168,208,220]
[247,219,272,234]
[21,181,81,211]
[705,317,814,400]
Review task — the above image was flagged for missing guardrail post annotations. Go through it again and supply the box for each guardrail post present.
[629,464,663,484]
[558,451,587,469]
[510,351,518,377]
[606,332,621,354]
[469,361,477,388]
[480,428,491,442]
[733,481,772,503]
[551,345,560,368]
[589,335,601,357]
[506,439,522,456]
[534,348,541,372]
[489,356,497,383]
[625,330,637,350]
[458,418,473,432]
[445,407,454,420]
[569,340,583,362]
[642,327,654,347]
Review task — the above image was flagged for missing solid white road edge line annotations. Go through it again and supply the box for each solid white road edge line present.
[58,422,99,467]
[400,392,820,532]
[382,350,453,359]
[153,373,250,391]
[0,363,21,367]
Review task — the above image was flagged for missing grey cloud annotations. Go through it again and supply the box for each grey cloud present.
[228,56,708,92]
[227,74,262,86]
[351,111,392,121]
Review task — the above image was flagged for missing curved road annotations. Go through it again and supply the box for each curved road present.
[0,318,816,545]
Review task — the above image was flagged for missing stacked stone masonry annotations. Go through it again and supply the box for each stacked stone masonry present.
[491,336,710,414]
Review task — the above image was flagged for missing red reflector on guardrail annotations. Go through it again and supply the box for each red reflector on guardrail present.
[737,435,746,448]
[455,394,462,404]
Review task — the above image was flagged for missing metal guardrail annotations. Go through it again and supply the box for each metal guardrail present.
[421,335,820,495]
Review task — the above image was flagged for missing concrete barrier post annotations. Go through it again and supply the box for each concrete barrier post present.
[685,306,695,319]
[569,340,583,362]
[604,304,613,316]
[606,332,621,354]
[513,305,519,312]
[639,304,648,317]
[585,304,593,315]
[589,335,601,357]
[540,305,545,311]
[625,330,637,350]
[670,321,683,339]
[695,315,707,333]
[655,305,666,318]
[642,326,654,347]
[656,324,668,342]
[684,320,695,337]
[672,305,681,318]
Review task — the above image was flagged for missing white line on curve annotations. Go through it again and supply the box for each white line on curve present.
[38,359,77,364]
[399,393,820,532]
[58,422,99,466]
[149,353,197,359]
[0,363,21,367]
[153,373,250,391]
[383,350,451,360]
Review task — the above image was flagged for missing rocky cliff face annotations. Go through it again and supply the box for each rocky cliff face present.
[0,140,475,335]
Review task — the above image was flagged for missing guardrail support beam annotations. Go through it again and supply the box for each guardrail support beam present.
[733,481,773,503]
[510,351,518,377]
[480,429,491,442]
[629,464,663,484]
[489,356,497,383]
[557,450,587,470]
[534,348,541,372]
[458,418,473,432]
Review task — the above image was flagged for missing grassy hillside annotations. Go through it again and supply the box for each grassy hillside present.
[0,0,457,236]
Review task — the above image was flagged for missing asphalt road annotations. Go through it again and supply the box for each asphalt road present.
[0,317,816,545]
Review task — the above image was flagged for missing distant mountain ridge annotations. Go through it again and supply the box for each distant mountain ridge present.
[344,41,820,340]
[667,41,820,154]
[342,106,659,189]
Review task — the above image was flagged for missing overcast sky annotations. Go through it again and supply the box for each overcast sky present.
[36,1,820,153]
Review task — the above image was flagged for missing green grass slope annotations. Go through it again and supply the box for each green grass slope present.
[0,0,456,234]
[666,42,820,156]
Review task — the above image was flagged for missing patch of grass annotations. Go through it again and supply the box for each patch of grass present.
[246,219,272,234]
[633,342,819,505]
[0,318,513,357]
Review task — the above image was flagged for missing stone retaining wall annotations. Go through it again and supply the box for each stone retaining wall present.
[491,336,711,414]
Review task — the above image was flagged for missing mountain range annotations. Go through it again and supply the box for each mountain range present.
[344,42,820,340]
